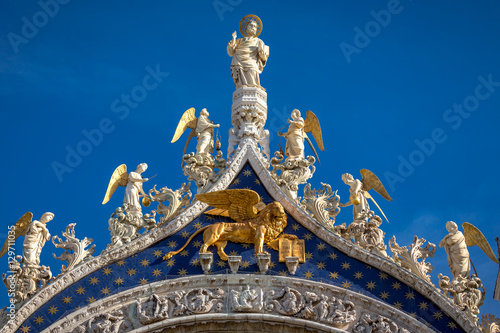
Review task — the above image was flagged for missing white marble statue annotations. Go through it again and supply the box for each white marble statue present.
[439,221,471,281]
[21,213,53,267]
[195,109,220,156]
[227,15,269,89]
[124,163,149,213]
[279,109,305,159]
[340,173,369,222]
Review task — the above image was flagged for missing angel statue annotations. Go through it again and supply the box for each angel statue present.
[1,212,54,304]
[172,108,220,159]
[102,163,150,215]
[227,14,269,89]
[0,212,53,267]
[439,221,498,281]
[278,109,324,163]
[164,189,297,261]
[340,170,393,223]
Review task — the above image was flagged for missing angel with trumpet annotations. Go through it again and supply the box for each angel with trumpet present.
[278,109,324,164]
[340,170,393,223]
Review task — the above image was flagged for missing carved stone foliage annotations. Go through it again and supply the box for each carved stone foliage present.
[481,314,500,333]
[353,313,410,333]
[182,153,216,190]
[52,223,95,276]
[264,287,356,329]
[2,255,52,308]
[439,274,485,325]
[388,235,436,284]
[270,150,315,199]
[300,182,340,230]
[149,183,192,226]
[104,206,144,252]
[334,215,390,258]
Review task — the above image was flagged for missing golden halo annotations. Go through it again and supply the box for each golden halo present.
[239,14,263,37]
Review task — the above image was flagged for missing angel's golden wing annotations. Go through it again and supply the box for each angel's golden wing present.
[303,110,324,151]
[171,107,198,143]
[195,189,261,222]
[102,164,128,205]
[360,169,393,201]
[0,212,33,258]
[463,222,499,263]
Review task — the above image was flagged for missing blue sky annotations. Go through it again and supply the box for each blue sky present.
[1,0,500,321]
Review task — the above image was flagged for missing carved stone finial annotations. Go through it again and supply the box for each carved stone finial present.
[388,235,436,284]
[52,223,95,276]
[439,274,485,325]
[300,182,340,229]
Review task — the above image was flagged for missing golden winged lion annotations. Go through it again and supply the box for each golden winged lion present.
[164,189,297,261]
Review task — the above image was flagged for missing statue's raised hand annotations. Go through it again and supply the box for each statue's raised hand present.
[232,31,237,40]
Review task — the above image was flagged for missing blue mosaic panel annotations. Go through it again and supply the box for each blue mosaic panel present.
[17,163,463,333]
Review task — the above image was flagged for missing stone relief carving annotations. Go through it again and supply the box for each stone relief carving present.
[264,287,356,328]
[231,286,262,312]
[388,235,436,284]
[52,223,95,276]
[148,183,192,226]
[439,273,485,325]
[481,314,500,333]
[353,313,410,333]
[71,309,132,333]
[300,182,340,230]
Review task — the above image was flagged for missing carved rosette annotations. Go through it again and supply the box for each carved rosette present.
[270,150,315,199]
[388,235,436,284]
[300,182,340,230]
[439,274,486,325]
[52,224,95,276]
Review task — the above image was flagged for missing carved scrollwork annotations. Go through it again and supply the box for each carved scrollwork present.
[104,206,144,252]
[334,215,390,258]
[149,183,192,226]
[52,223,95,276]
[182,153,216,190]
[300,182,340,230]
[270,150,315,199]
[438,274,485,325]
[388,235,436,284]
